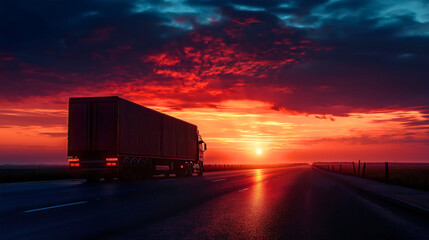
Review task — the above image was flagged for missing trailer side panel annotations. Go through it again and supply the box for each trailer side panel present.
[117,98,197,160]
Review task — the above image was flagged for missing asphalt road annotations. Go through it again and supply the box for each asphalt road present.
[1,165,428,240]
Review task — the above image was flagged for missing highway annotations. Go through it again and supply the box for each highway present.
[1,165,428,240]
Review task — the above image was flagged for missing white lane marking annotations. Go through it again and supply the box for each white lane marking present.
[24,201,88,213]
[264,180,269,183]
[160,179,176,182]
[211,178,226,182]
[238,188,249,192]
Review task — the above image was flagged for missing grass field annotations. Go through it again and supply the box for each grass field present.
[313,162,429,191]
[0,165,76,183]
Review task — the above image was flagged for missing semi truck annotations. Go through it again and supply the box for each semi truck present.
[67,96,207,181]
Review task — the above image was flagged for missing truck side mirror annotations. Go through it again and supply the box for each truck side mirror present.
[204,143,207,151]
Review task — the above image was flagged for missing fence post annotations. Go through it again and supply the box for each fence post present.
[361,162,366,177]
[385,162,389,183]
[352,162,356,176]
[340,164,341,174]
[358,160,361,176]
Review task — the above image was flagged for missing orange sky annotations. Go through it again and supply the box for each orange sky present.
[1,94,428,165]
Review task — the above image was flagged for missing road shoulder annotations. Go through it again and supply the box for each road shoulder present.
[313,167,429,216]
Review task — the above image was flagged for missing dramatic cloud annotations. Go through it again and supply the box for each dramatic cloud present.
[1,0,428,163]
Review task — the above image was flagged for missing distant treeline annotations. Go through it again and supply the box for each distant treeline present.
[204,163,305,171]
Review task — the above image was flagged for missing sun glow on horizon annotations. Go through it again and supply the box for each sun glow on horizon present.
[0,96,428,164]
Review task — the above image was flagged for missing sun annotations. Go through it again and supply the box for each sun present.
[256,149,262,155]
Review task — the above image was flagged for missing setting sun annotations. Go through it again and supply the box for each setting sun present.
[256,149,262,155]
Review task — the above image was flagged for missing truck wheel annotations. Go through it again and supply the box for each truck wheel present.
[184,163,190,177]
[198,163,204,176]
[187,162,194,177]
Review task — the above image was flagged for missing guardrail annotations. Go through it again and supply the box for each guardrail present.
[312,161,429,191]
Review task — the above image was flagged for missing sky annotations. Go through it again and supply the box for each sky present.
[1,0,429,164]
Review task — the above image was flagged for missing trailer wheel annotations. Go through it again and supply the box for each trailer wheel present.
[137,158,144,180]
[143,159,154,179]
[130,158,138,181]
[187,162,194,177]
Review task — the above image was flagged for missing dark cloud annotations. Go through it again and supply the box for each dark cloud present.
[38,132,67,137]
[302,134,429,146]
[0,0,181,98]
[0,109,66,127]
[1,0,428,117]
[404,120,429,127]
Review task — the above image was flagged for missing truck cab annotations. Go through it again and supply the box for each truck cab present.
[198,131,207,172]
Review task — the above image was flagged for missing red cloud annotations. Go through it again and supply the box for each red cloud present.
[145,16,325,89]
[146,53,181,66]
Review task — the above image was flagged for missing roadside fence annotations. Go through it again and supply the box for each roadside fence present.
[312,161,429,191]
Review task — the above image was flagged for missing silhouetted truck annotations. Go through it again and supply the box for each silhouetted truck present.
[67,96,207,181]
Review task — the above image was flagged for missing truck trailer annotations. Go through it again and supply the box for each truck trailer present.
[67,96,207,181]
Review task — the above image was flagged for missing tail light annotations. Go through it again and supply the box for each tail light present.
[68,157,79,167]
[68,157,79,162]
[106,157,118,167]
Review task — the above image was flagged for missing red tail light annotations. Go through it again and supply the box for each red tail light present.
[106,162,117,167]
[70,163,80,167]
[68,157,79,162]
[106,157,118,167]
